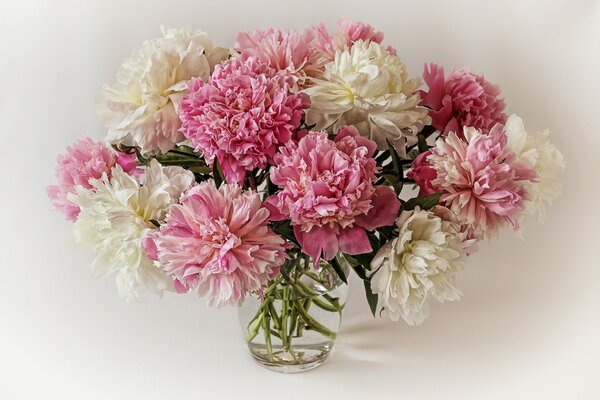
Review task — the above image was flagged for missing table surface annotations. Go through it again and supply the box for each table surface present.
[1,1,599,399]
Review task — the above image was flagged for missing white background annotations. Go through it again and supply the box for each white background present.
[1,0,599,399]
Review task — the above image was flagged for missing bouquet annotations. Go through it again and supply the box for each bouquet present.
[47,20,564,372]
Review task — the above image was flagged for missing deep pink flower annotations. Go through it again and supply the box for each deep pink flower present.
[419,63,507,137]
[235,28,326,89]
[267,126,400,262]
[426,125,537,239]
[406,151,438,196]
[178,57,310,185]
[46,137,140,221]
[312,18,386,60]
[151,181,287,307]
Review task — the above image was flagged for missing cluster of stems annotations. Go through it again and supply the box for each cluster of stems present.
[245,255,345,363]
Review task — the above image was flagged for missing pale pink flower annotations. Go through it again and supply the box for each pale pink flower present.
[312,18,386,60]
[151,181,287,307]
[235,28,326,89]
[178,57,310,185]
[426,125,537,239]
[46,137,139,221]
[420,63,507,136]
[266,126,400,261]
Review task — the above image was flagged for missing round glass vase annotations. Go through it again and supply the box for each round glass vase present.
[237,254,349,373]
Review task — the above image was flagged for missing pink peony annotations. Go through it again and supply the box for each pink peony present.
[151,181,287,307]
[426,125,537,239]
[420,63,507,136]
[178,57,310,185]
[406,151,438,196]
[312,18,386,60]
[46,137,140,221]
[267,126,400,262]
[235,28,326,89]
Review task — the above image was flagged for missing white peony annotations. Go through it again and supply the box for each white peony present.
[504,114,565,222]
[303,40,430,155]
[369,207,472,325]
[97,27,229,154]
[69,159,195,302]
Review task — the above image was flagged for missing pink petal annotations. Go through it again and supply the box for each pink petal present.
[336,125,377,156]
[263,195,286,221]
[141,234,159,261]
[355,186,400,230]
[173,279,189,294]
[420,63,446,109]
[294,225,339,262]
[338,226,372,255]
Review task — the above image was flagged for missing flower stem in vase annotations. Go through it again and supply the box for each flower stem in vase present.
[240,257,348,371]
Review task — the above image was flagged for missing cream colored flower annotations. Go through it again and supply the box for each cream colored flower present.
[303,41,430,155]
[97,27,229,154]
[70,159,194,302]
[504,114,565,222]
[369,207,471,325]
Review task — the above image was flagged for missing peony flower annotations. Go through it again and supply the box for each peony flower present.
[406,150,437,196]
[312,18,386,61]
[426,125,538,239]
[70,159,194,302]
[370,206,473,325]
[420,63,506,136]
[304,41,430,156]
[179,57,310,185]
[150,181,287,307]
[46,137,139,221]
[503,114,565,222]
[235,28,326,89]
[267,126,400,262]
[97,27,229,154]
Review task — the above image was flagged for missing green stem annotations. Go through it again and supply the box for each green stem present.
[296,298,311,337]
[293,299,337,341]
[311,297,339,313]
[262,311,274,362]
[268,302,281,331]
[281,286,289,350]
[246,297,272,329]
[288,306,298,338]
[296,280,343,314]
[246,312,264,343]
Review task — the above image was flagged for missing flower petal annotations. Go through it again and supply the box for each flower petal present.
[294,225,339,261]
[338,226,372,255]
[356,186,400,230]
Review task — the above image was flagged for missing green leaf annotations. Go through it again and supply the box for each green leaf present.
[350,264,368,280]
[386,138,401,174]
[403,192,441,211]
[342,254,359,266]
[363,280,378,317]
[266,174,278,196]
[187,165,212,175]
[171,144,197,155]
[354,232,380,269]
[378,225,397,241]
[136,151,148,165]
[375,149,391,163]
[419,125,437,139]
[382,174,404,195]
[212,158,223,188]
[330,257,348,284]
[405,147,421,160]
[417,133,428,153]
[271,220,299,247]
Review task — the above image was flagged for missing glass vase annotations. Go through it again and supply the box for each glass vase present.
[237,254,349,373]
